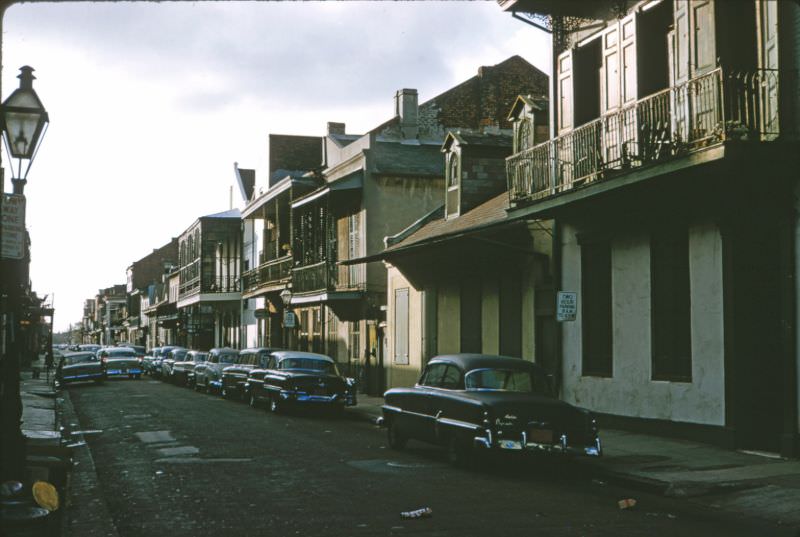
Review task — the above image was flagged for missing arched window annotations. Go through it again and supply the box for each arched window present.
[447,152,459,188]
[516,118,532,152]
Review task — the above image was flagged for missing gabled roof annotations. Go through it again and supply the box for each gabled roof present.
[507,94,548,122]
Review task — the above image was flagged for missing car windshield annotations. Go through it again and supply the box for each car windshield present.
[65,354,96,366]
[219,353,238,364]
[192,353,208,362]
[279,358,337,374]
[464,368,551,396]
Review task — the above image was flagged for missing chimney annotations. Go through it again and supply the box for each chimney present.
[327,122,346,135]
[394,88,418,139]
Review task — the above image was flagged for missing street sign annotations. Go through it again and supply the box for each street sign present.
[1,193,26,260]
[556,291,577,322]
[283,311,296,328]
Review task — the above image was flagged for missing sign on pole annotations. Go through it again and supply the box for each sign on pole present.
[556,291,577,322]
[1,193,26,260]
[283,311,296,328]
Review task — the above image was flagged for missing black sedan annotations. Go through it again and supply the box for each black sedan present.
[55,351,105,387]
[381,354,601,466]
[246,351,357,412]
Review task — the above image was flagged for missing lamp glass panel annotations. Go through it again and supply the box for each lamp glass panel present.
[3,110,41,158]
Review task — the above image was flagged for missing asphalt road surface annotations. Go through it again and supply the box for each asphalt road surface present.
[63,378,791,537]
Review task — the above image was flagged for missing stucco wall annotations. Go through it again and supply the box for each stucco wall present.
[561,221,725,426]
[481,279,500,354]
[385,265,424,388]
[364,173,444,291]
[436,280,460,355]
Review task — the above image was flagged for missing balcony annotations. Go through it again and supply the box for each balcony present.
[507,68,780,204]
[241,255,292,295]
[292,260,366,295]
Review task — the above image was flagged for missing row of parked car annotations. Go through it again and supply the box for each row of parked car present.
[143,346,358,412]
[54,343,146,386]
[56,343,603,465]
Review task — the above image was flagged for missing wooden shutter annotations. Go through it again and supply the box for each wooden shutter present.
[557,49,574,135]
[758,0,779,136]
[394,288,409,365]
[692,0,716,76]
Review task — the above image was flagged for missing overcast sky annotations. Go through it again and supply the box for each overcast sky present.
[1,1,550,333]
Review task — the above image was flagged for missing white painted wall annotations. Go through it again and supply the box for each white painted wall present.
[560,221,725,426]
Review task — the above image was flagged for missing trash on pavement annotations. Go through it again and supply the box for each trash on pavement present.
[32,481,59,511]
[618,498,637,510]
[401,507,433,519]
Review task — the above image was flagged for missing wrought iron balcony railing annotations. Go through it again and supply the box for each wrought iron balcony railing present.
[241,255,292,293]
[507,68,780,203]
[292,258,367,295]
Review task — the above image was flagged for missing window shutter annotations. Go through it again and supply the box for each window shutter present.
[394,288,409,365]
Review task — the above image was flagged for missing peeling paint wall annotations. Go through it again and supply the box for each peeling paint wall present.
[561,221,725,426]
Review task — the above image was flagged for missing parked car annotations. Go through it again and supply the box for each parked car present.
[97,346,143,379]
[142,347,160,375]
[246,351,357,412]
[381,354,602,466]
[221,347,281,400]
[194,347,239,393]
[76,344,101,354]
[172,350,208,387]
[161,347,188,380]
[149,346,182,378]
[54,351,105,387]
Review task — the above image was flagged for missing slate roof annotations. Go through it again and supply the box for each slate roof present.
[372,142,444,177]
[383,192,510,255]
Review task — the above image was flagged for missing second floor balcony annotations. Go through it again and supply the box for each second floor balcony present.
[241,254,293,296]
[291,260,366,296]
[507,68,781,205]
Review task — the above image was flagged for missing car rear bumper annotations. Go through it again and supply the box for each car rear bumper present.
[473,432,602,457]
[106,368,142,377]
[279,390,356,406]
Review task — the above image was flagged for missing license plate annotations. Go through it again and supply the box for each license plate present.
[108,369,121,375]
[499,440,523,450]
[529,429,554,444]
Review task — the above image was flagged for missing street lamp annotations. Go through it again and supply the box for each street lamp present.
[279,287,293,349]
[1,66,49,194]
[0,66,48,485]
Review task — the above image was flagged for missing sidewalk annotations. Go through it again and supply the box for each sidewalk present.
[2,358,67,536]
[351,394,800,527]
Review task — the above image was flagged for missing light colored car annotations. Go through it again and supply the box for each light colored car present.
[194,347,239,394]
[173,350,208,387]
[98,346,143,379]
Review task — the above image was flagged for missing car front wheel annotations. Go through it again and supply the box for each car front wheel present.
[387,420,407,450]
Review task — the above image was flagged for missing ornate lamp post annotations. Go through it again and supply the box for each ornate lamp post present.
[0,66,49,482]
